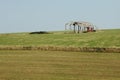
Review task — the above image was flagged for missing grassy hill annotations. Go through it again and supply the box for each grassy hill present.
[0,29,120,48]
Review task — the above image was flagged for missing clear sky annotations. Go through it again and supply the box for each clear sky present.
[0,0,120,33]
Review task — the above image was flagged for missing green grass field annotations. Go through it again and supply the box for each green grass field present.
[0,29,120,47]
[0,50,120,80]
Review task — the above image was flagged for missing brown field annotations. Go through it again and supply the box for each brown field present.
[0,50,120,80]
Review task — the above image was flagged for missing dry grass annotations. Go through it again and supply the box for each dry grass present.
[0,50,120,80]
[0,45,120,53]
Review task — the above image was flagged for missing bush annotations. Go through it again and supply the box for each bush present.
[29,31,49,34]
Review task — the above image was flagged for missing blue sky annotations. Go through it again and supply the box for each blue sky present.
[0,0,119,33]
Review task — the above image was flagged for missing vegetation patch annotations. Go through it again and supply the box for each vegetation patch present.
[0,45,120,53]
[29,31,50,34]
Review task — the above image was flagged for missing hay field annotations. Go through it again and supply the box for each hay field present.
[0,50,120,80]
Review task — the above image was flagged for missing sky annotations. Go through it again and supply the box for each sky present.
[0,0,120,33]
